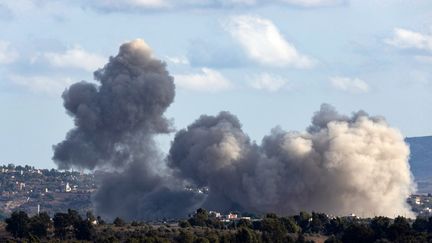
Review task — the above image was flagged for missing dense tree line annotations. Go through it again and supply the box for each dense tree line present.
[4,208,432,242]
[4,209,95,241]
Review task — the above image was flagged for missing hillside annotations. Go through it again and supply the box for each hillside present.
[406,136,432,193]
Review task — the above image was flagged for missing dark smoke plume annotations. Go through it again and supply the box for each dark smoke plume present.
[54,40,415,220]
[53,40,174,170]
[53,40,203,220]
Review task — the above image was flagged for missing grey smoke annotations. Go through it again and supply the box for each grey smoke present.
[53,39,202,220]
[54,39,415,220]
[169,105,415,217]
[53,40,174,170]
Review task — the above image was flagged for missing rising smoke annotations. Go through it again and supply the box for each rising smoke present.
[169,105,415,218]
[53,39,204,220]
[54,39,416,220]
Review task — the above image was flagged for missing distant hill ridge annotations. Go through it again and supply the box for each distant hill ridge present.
[406,136,432,193]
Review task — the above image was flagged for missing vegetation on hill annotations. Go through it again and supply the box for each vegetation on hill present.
[3,208,432,242]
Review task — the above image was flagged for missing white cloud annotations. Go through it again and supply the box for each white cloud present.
[0,41,19,64]
[93,0,171,10]
[415,55,432,64]
[166,56,189,65]
[223,15,314,68]
[330,76,369,93]
[279,0,344,7]
[174,68,232,92]
[9,75,74,95]
[250,73,290,92]
[41,46,106,72]
[86,0,343,10]
[385,28,432,52]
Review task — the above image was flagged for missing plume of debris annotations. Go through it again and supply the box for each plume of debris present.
[53,39,203,220]
[54,39,415,220]
[169,104,416,217]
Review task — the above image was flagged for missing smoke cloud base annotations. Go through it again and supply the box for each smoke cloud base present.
[53,39,416,220]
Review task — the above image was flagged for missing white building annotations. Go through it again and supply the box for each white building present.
[65,182,72,192]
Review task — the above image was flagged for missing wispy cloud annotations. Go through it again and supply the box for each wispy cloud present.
[250,73,290,92]
[174,68,233,92]
[330,76,369,93]
[415,55,432,64]
[280,0,345,7]
[38,46,106,72]
[0,3,13,20]
[84,0,345,12]
[385,28,432,52]
[0,41,19,64]
[223,15,315,68]
[9,75,74,96]
[91,0,171,11]
[165,56,189,65]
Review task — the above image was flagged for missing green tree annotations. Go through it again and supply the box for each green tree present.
[179,220,192,228]
[86,211,96,222]
[53,212,70,239]
[237,219,252,229]
[113,217,126,227]
[5,211,30,238]
[341,223,374,243]
[281,217,300,233]
[177,230,194,243]
[387,216,411,241]
[235,227,259,243]
[325,217,348,235]
[74,219,95,240]
[29,212,51,238]
[261,214,287,243]
[67,209,82,225]
[294,211,311,232]
[324,235,342,243]
[194,237,210,243]
[97,215,106,225]
[370,216,391,239]
[206,231,220,243]
[188,208,209,227]
[309,212,329,233]
[411,217,428,232]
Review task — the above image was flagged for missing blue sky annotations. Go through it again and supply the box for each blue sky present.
[0,0,431,168]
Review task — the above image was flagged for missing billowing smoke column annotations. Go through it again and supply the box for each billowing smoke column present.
[169,105,416,217]
[53,40,174,170]
[54,39,415,220]
[53,39,204,220]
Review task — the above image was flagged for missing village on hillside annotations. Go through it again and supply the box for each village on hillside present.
[0,164,96,218]
[0,163,432,221]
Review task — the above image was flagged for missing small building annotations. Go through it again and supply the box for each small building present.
[65,182,72,192]
[209,211,221,218]
[227,213,238,219]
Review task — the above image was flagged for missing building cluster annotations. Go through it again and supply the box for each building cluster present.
[407,194,432,216]
[0,164,96,217]
[209,211,253,222]
[1,164,432,220]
